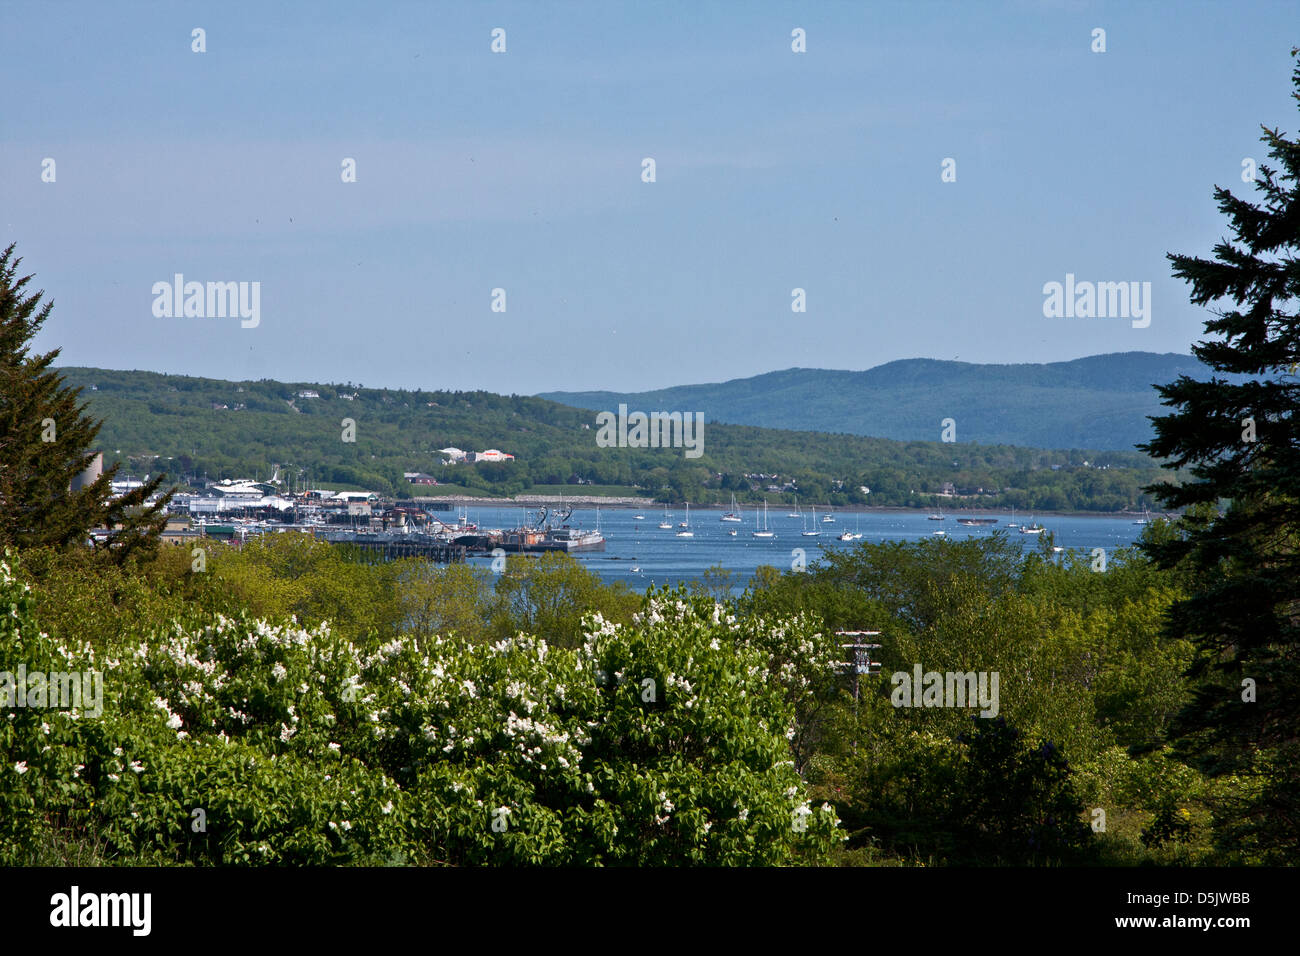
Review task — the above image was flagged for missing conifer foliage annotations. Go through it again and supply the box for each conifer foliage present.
[1140,52,1300,859]
[0,243,168,560]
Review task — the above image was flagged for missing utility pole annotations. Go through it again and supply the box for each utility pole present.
[835,630,882,754]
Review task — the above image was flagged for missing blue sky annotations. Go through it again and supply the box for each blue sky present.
[2,0,1296,394]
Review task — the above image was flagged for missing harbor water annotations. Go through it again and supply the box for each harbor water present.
[458,506,1152,593]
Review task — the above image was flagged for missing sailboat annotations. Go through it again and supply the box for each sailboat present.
[658,505,672,530]
[752,500,775,538]
[1007,507,1019,529]
[838,512,862,541]
[721,494,743,522]
[1133,507,1150,526]
[802,505,820,536]
[788,498,801,519]
[928,506,945,521]
[676,502,694,537]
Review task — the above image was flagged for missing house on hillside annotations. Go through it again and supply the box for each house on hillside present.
[404,472,437,485]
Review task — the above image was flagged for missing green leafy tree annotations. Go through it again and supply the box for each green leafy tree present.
[1138,52,1300,861]
[0,244,168,560]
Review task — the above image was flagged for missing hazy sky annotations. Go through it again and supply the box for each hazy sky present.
[3,1,1296,394]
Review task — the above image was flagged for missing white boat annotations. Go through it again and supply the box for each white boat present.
[839,512,862,541]
[630,565,641,572]
[634,514,645,521]
[933,530,946,536]
[752,500,775,538]
[1007,507,1019,529]
[727,528,737,536]
[658,505,672,530]
[1020,517,1046,535]
[788,498,801,519]
[721,494,743,522]
[928,507,945,521]
[676,503,694,537]
[1133,507,1150,525]
[822,510,834,523]
[802,505,820,537]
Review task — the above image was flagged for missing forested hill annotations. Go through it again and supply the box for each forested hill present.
[539,352,1237,451]
[56,366,1169,511]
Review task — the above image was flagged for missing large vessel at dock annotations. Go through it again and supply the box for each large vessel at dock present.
[495,505,606,553]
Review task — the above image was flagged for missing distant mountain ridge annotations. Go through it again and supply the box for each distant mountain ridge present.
[539,352,1233,451]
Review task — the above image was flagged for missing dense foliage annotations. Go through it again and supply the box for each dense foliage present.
[2,552,840,865]
[3,523,1236,866]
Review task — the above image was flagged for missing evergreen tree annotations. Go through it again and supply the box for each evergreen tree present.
[0,242,169,560]
[1139,51,1300,860]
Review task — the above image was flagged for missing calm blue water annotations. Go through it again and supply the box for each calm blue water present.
[459,506,1149,592]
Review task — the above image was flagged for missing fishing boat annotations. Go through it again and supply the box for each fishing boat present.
[839,512,863,541]
[676,503,694,537]
[822,510,834,523]
[1019,517,1046,535]
[721,494,743,522]
[752,500,775,538]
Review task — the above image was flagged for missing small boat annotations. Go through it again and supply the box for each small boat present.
[630,565,641,572]
[721,494,743,523]
[1007,507,1019,529]
[822,511,834,523]
[802,505,820,537]
[634,514,645,521]
[676,503,694,536]
[928,507,945,521]
[727,528,737,536]
[788,498,801,519]
[1133,507,1150,525]
[932,530,946,536]
[1019,518,1045,535]
[658,505,672,530]
[752,500,775,538]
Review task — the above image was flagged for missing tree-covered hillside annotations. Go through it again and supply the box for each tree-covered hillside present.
[57,366,1170,511]
[541,352,1257,450]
